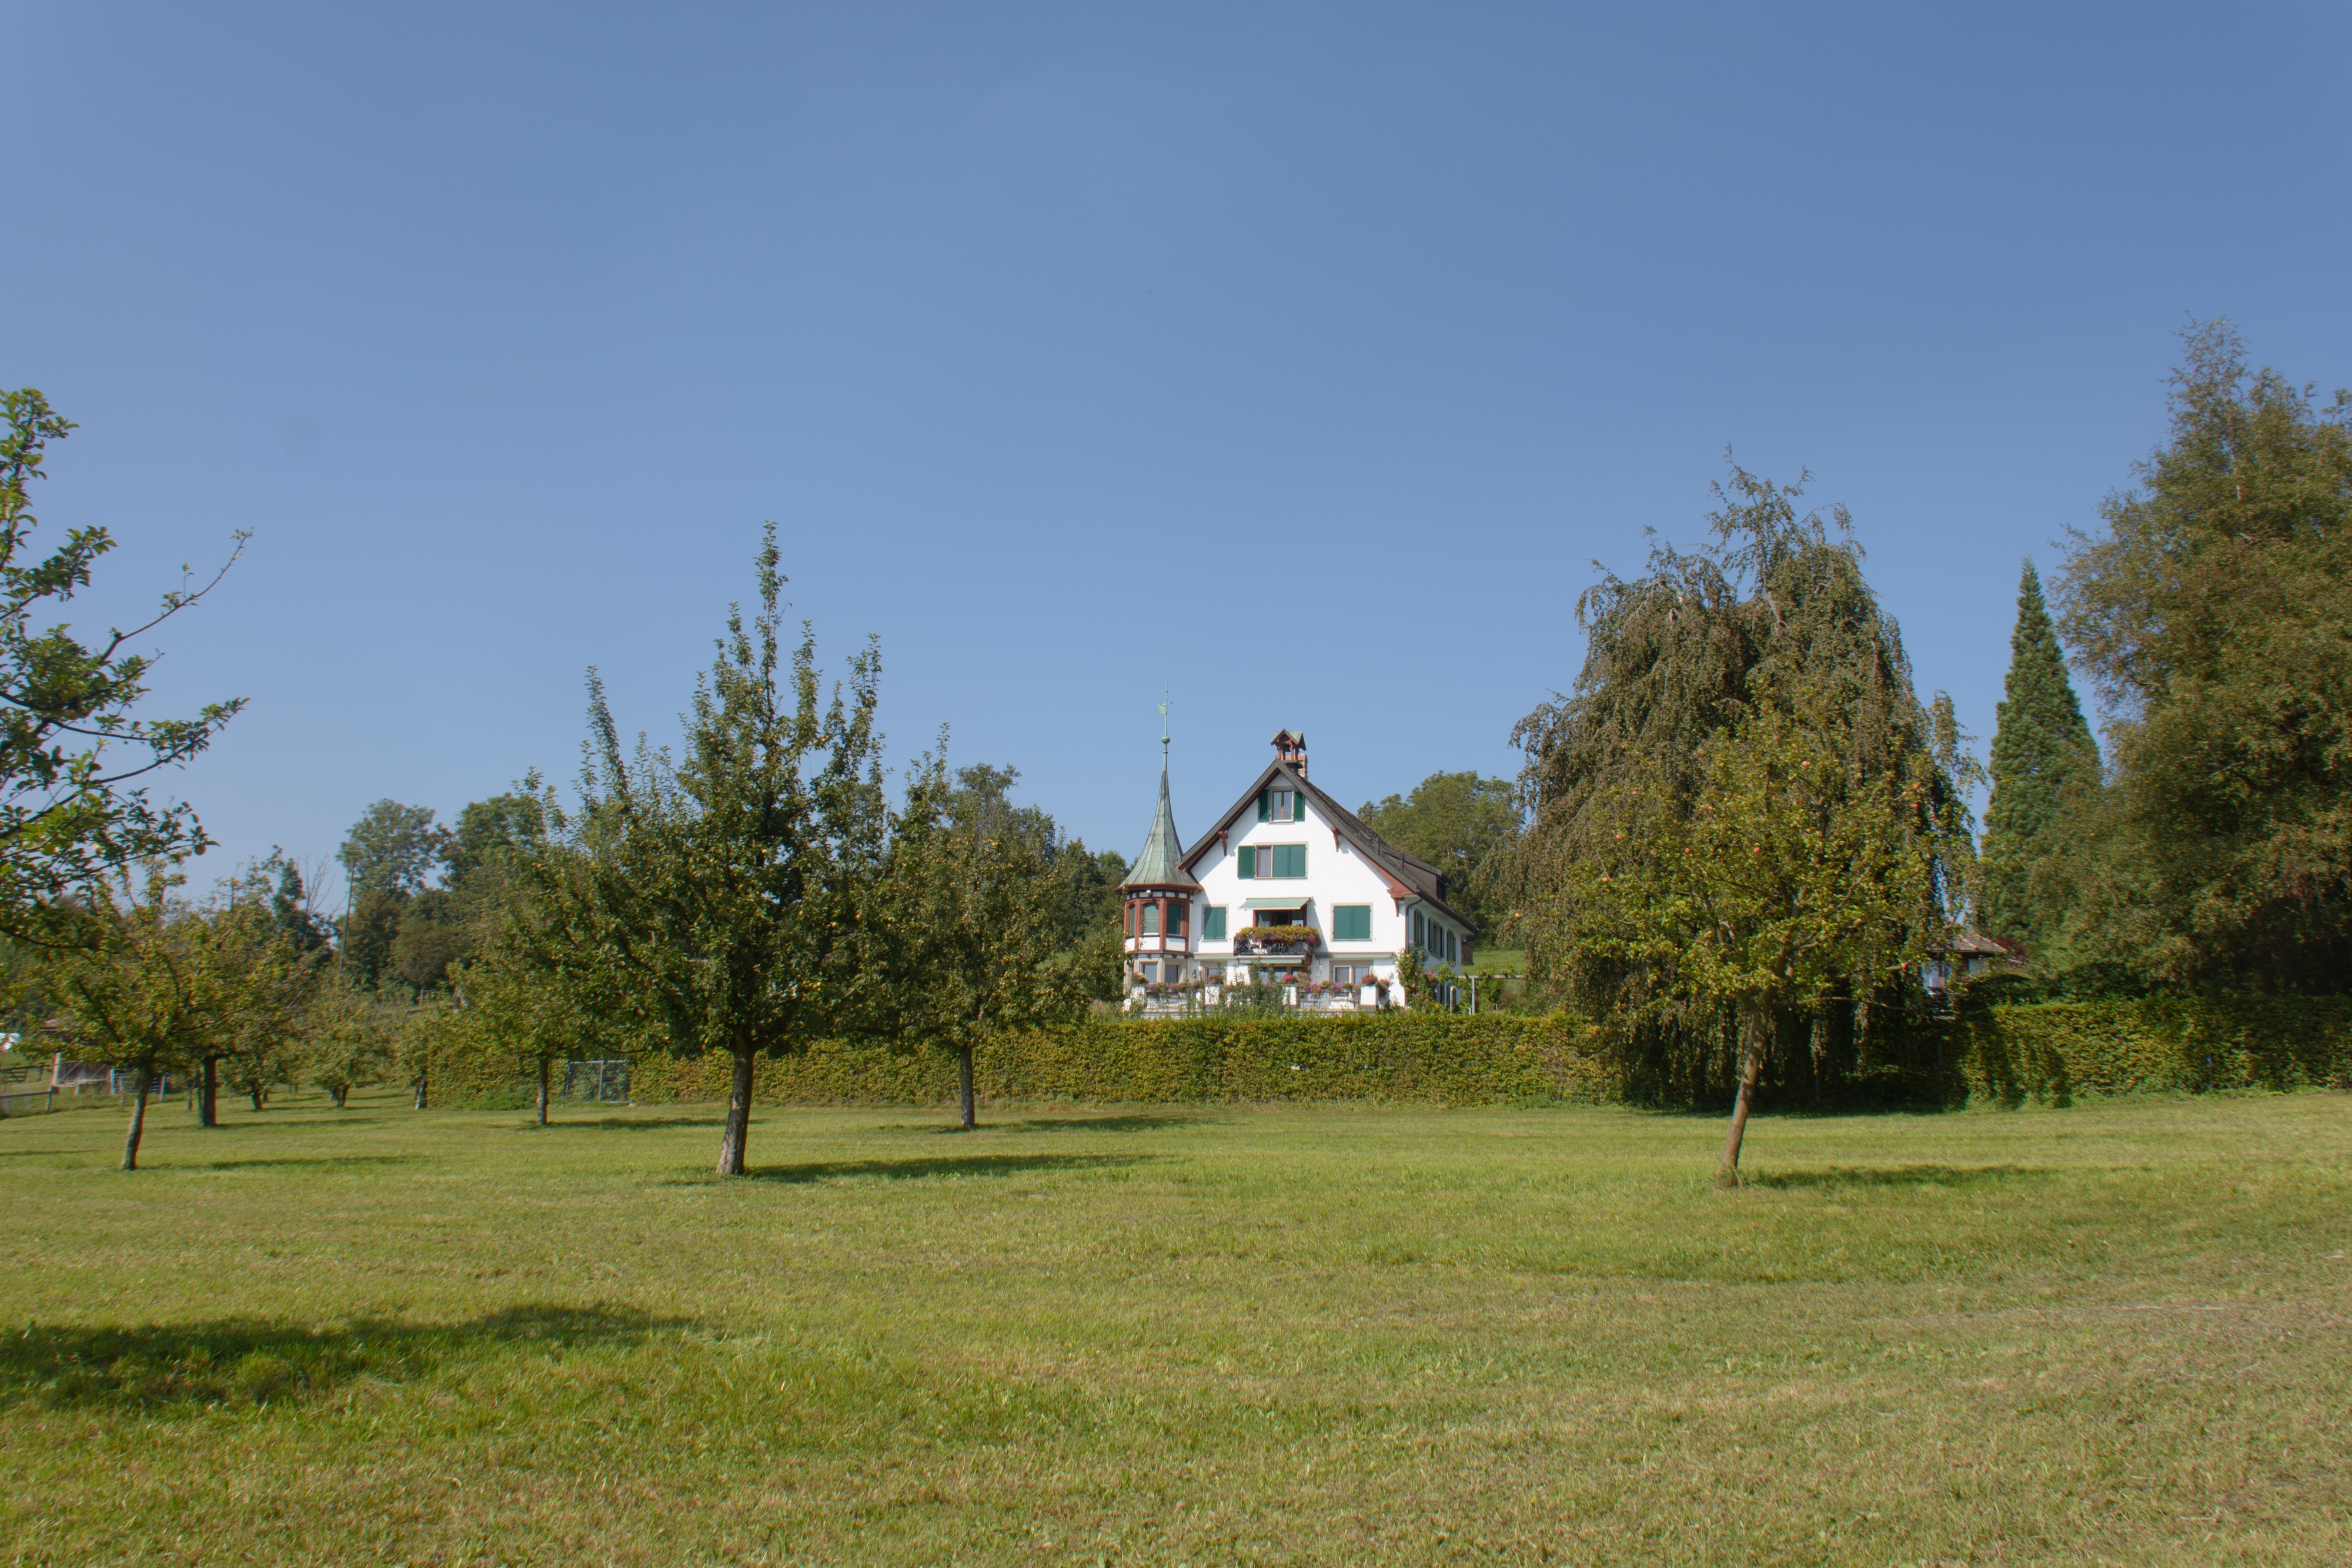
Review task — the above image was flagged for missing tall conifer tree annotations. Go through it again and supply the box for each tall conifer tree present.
[1978,560,2099,956]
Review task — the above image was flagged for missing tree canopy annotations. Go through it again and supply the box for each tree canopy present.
[2056,320,2352,992]
[1357,771,1519,936]
[0,389,243,940]
[1501,466,1973,1158]
[532,525,893,1175]
[880,748,1093,1129]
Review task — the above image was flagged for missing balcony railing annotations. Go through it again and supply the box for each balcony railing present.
[1126,982,1386,1016]
[1231,927,1318,957]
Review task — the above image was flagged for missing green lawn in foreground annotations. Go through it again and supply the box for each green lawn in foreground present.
[2,1090,2347,1566]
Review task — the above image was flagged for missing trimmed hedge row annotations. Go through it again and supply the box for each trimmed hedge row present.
[422,998,2352,1110]
[424,1013,1612,1109]
[626,1014,1615,1107]
[1952,995,2352,1104]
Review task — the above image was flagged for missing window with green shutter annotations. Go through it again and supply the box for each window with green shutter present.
[1271,843,1306,878]
[1411,910,1425,949]
[1237,845,1256,878]
[1334,904,1371,941]
[1205,907,1227,940]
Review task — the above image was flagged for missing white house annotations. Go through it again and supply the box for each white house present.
[1119,730,1474,1004]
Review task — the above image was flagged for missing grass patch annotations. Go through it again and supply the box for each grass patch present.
[1,1088,2347,1564]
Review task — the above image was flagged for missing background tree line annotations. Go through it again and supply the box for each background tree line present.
[8,317,2341,1181]
[1485,319,2348,1176]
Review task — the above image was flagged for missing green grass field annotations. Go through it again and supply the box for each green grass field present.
[3,1088,2347,1566]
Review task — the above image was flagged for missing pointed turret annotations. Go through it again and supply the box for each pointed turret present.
[1123,749,1198,890]
[1121,706,1198,994]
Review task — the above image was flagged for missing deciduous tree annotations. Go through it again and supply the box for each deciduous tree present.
[1501,466,1973,1165]
[44,870,211,1169]
[882,746,1090,1129]
[536,526,891,1175]
[2057,320,2352,991]
[0,389,243,940]
[1358,772,1520,935]
[303,982,396,1108]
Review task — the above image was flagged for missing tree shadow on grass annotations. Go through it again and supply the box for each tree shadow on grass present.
[530,1115,725,1131]
[915,1114,1220,1136]
[744,1152,1151,1184]
[1748,1163,2053,1191]
[1,1303,689,1416]
[191,1155,425,1171]
[222,1115,389,1129]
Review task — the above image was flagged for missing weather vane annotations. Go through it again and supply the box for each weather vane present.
[1158,688,1171,744]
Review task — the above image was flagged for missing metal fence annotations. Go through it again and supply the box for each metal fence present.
[560,1059,632,1104]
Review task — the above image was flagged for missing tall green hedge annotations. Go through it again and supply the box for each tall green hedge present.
[422,999,2352,1111]
[1951,995,2352,1104]
[426,1014,1611,1109]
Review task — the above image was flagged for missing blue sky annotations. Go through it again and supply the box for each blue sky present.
[5,2,2347,900]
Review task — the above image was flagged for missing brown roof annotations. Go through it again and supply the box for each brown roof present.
[1931,930,2010,957]
[1178,758,1476,935]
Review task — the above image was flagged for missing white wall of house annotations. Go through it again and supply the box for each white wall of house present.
[1157,783,1468,984]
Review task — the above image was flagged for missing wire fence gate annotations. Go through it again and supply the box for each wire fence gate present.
[561,1059,632,1104]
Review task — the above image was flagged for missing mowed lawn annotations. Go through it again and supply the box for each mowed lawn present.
[2,1090,2347,1566]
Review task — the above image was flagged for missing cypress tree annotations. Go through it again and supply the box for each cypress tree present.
[1979,559,2099,955]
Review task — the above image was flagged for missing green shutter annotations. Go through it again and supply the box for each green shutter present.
[1205,907,1227,940]
[1335,904,1369,941]
[1257,789,1270,823]
[1238,845,1256,878]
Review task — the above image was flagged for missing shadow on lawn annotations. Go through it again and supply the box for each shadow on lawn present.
[921,1113,1218,1136]
[748,1152,1150,1183]
[1,1304,688,1416]
[1750,1163,2053,1191]
[192,1155,423,1171]
[532,1116,724,1131]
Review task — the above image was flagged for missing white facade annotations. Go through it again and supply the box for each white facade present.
[1120,732,1474,997]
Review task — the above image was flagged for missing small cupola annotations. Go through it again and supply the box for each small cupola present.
[1271,729,1307,775]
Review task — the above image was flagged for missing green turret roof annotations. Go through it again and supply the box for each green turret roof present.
[1122,746,1197,889]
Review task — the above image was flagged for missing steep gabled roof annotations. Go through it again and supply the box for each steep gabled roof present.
[1120,752,1198,890]
[1178,758,1475,934]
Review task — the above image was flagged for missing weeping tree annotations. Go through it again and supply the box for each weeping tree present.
[536,526,891,1176]
[1501,466,1975,1175]
[880,748,1090,1131]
